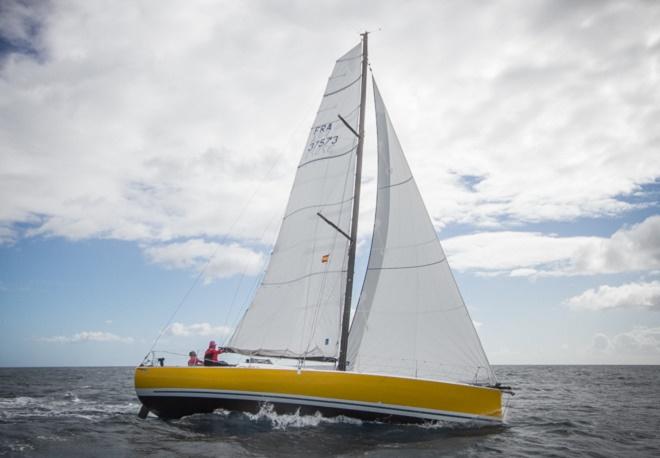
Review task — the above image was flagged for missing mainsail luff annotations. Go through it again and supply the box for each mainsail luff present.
[228,44,364,359]
[337,32,368,371]
[347,79,497,385]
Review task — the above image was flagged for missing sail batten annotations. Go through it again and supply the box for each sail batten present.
[297,145,357,168]
[347,79,497,385]
[324,75,362,97]
[368,257,446,271]
[228,43,364,360]
[283,196,354,220]
[261,269,346,287]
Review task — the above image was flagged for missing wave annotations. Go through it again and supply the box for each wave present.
[232,403,363,430]
[0,394,139,421]
[202,403,496,432]
[4,442,34,453]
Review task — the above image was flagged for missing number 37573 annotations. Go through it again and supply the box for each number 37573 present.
[307,135,339,152]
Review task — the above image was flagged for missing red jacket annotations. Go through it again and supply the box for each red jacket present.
[204,347,223,362]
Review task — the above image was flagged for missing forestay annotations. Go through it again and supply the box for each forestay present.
[347,80,497,385]
[229,44,363,360]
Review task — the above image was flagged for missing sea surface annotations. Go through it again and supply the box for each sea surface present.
[1,366,659,457]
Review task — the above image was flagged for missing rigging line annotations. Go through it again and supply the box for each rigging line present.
[302,261,328,366]
[228,75,323,347]
[145,77,320,359]
[299,132,343,356]
[302,128,353,363]
[149,350,190,357]
[222,211,277,329]
[303,167,352,366]
[220,262,248,336]
[442,236,498,385]
[299,186,323,356]
[225,189,286,346]
[304,160,352,362]
[308,139,356,366]
[144,151,286,360]
[227,265,266,345]
[223,209,282,343]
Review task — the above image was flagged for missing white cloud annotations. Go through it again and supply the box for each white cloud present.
[589,327,660,363]
[143,239,265,281]
[565,281,660,311]
[0,224,17,245]
[443,215,660,276]
[1,0,659,248]
[39,331,134,344]
[444,230,590,274]
[167,322,232,338]
[572,215,660,274]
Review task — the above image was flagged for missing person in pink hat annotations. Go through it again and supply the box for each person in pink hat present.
[203,340,224,366]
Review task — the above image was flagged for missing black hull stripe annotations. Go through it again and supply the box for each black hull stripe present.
[140,389,499,423]
[139,395,423,423]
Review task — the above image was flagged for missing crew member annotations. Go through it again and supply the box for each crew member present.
[204,340,224,366]
[187,351,202,366]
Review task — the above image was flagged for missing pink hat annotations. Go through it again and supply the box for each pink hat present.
[209,340,216,347]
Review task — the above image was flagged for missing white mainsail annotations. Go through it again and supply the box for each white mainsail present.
[347,79,497,385]
[229,44,364,359]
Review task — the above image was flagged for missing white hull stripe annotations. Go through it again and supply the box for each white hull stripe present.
[136,388,501,424]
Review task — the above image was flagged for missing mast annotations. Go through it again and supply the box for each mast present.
[337,32,368,371]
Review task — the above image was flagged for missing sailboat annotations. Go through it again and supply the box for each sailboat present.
[135,34,510,425]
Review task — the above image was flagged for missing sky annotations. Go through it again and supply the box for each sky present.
[1,0,659,367]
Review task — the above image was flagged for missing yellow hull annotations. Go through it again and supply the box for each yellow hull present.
[135,366,502,424]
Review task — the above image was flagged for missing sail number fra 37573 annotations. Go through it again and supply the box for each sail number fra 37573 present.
[307,122,339,154]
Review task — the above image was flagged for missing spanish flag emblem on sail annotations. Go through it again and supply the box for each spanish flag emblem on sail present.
[321,254,330,263]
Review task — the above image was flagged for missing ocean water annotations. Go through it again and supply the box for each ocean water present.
[0,366,659,457]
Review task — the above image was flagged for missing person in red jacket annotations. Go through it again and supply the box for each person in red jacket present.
[204,340,224,366]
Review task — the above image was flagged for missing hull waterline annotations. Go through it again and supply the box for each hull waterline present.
[134,366,503,425]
